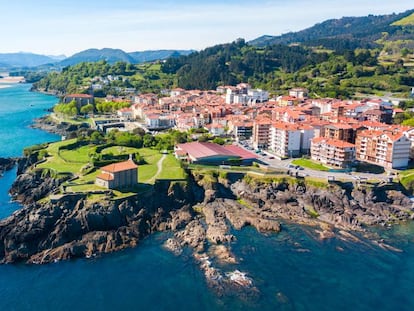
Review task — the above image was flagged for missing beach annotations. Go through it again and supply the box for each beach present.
[0,76,25,84]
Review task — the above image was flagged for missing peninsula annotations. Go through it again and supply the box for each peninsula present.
[2,8,414,296]
[1,127,413,293]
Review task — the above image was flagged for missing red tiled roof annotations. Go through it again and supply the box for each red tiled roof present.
[96,172,114,181]
[65,94,93,98]
[312,137,355,148]
[100,160,138,173]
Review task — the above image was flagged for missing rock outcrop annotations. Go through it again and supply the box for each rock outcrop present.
[1,169,413,295]
[31,116,90,138]
[1,180,197,264]
[0,157,17,175]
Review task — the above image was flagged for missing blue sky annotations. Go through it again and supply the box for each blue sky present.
[0,0,413,56]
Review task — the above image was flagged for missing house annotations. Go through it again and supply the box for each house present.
[175,142,258,165]
[311,137,356,168]
[95,158,138,189]
[117,107,133,121]
[289,88,308,99]
[205,123,226,136]
[232,121,253,141]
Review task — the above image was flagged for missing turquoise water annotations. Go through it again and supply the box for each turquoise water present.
[1,84,414,310]
[0,83,58,157]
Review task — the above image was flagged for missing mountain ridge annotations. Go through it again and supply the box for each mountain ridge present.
[249,9,414,49]
[0,48,195,69]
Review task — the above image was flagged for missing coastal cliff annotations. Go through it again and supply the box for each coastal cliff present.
[1,166,413,292]
[0,157,17,175]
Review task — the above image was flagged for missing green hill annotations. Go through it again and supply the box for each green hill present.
[392,12,414,26]
[60,48,135,67]
[250,9,414,51]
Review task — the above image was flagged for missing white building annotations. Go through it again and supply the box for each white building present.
[269,122,302,158]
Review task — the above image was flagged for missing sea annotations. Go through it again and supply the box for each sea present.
[0,83,414,311]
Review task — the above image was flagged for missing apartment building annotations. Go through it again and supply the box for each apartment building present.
[253,118,272,149]
[355,130,411,169]
[269,122,302,158]
[311,137,356,168]
[323,123,354,143]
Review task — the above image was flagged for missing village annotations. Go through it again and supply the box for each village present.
[60,82,414,180]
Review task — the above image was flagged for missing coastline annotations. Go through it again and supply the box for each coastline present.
[2,149,414,294]
[1,101,414,298]
[0,76,25,84]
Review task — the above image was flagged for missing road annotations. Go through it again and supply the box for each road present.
[238,142,390,182]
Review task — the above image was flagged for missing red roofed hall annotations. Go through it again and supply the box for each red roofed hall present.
[175,142,258,165]
[96,159,138,189]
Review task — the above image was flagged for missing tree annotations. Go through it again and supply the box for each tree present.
[80,103,94,115]
[212,137,225,145]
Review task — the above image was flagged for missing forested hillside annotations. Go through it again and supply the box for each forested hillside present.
[250,9,414,51]
[33,10,414,99]
[33,61,174,95]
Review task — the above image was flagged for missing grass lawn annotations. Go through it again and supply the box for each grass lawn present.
[399,169,414,192]
[59,145,95,163]
[35,140,186,194]
[37,139,85,173]
[139,164,159,184]
[291,158,330,171]
[136,148,162,184]
[157,155,187,180]
[101,146,141,156]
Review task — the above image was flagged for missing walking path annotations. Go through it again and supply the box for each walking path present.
[148,154,166,184]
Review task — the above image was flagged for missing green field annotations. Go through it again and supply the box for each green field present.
[35,139,186,197]
[291,158,330,171]
[59,145,95,163]
[158,155,187,180]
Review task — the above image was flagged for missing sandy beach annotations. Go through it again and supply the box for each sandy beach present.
[0,76,25,83]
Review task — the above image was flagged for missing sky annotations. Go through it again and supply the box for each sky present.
[0,0,413,56]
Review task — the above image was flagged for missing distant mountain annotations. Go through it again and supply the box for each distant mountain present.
[0,52,57,68]
[250,9,414,50]
[59,48,135,67]
[128,50,194,63]
[47,54,67,61]
[59,48,194,67]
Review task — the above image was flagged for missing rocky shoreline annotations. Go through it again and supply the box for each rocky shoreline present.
[0,157,17,175]
[31,115,90,138]
[1,160,413,294]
